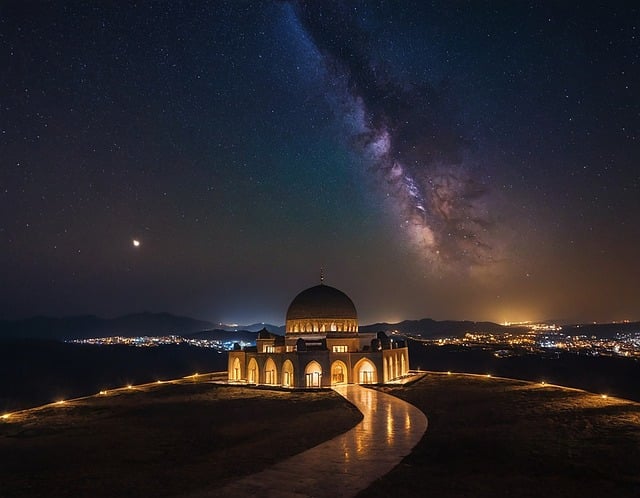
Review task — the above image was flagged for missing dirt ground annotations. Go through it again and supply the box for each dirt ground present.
[360,373,640,498]
[0,380,362,497]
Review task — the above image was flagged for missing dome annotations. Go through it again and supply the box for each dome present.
[286,284,357,321]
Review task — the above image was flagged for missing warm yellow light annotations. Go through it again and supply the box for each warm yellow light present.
[57,400,65,405]
[99,390,107,395]
[486,374,492,378]
[447,371,452,375]
[1,413,10,420]
[157,380,162,384]
[601,394,608,399]
[127,385,133,389]
[132,239,140,247]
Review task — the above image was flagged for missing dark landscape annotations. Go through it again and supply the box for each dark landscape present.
[2,372,638,498]
[362,374,640,498]
[0,382,362,498]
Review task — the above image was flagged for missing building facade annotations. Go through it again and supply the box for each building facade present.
[228,283,409,388]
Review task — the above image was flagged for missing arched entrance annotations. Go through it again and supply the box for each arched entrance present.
[264,357,277,385]
[282,359,294,387]
[231,357,241,381]
[305,360,322,388]
[354,358,377,384]
[247,358,259,384]
[331,360,348,385]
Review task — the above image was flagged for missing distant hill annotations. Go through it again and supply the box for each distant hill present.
[561,321,640,338]
[215,323,285,334]
[0,312,215,340]
[360,318,506,338]
[186,329,266,343]
[2,311,636,342]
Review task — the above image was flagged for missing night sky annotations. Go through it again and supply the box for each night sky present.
[1,1,638,325]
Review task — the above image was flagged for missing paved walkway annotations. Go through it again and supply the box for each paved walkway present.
[199,385,427,498]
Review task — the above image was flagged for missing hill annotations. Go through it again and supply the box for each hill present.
[0,312,215,340]
[360,318,506,338]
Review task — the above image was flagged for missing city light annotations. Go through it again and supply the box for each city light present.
[65,335,252,351]
[1,413,10,420]
[99,390,107,395]
[415,326,640,359]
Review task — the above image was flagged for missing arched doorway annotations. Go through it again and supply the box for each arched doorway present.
[305,360,322,388]
[331,360,348,385]
[264,357,277,385]
[282,359,294,387]
[231,357,241,381]
[247,358,259,384]
[354,358,377,384]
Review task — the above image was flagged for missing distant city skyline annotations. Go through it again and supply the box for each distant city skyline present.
[2,2,638,325]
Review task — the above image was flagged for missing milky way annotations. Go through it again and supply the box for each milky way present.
[290,1,498,272]
[1,1,638,323]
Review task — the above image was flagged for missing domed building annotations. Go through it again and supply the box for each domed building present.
[228,282,409,388]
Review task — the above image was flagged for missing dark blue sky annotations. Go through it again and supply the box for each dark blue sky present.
[1,1,638,325]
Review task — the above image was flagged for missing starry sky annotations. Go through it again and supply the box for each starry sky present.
[1,1,638,325]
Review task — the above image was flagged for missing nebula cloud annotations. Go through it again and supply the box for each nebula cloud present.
[290,1,498,272]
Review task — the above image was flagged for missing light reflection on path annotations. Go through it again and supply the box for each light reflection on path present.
[204,385,428,498]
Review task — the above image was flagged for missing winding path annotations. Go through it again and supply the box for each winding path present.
[200,385,428,498]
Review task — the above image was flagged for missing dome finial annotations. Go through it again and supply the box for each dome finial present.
[320,267,324,284]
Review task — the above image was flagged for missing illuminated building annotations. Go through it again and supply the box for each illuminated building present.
[228,282,409,387]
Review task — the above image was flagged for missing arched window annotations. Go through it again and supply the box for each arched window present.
[247,358,259,384]
[304,360,322,388]
[264,357,277,385]
[232,357,241,381]
[282,360,294,387]
[331,360,348,385]
[354,358,377,384]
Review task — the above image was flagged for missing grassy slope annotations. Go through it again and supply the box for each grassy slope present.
[0,382,362,497]
[361,373,640,498]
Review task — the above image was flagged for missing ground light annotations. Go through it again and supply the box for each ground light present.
[1,413,10,420]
